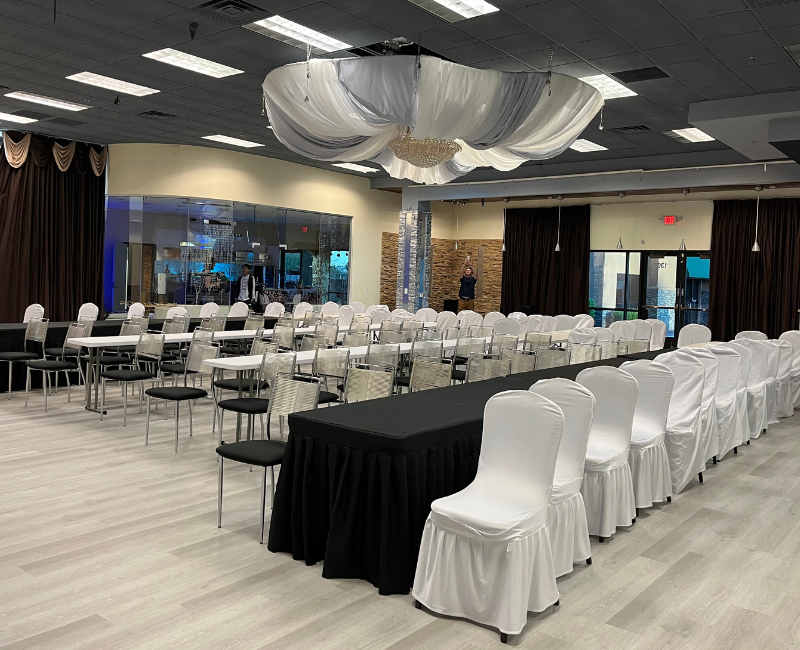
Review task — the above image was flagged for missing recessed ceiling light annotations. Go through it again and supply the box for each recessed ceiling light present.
[332,163,379,173]
[143,48,243,78]
[5,91,90,111]
[672,127,714,142]
[407,0,499,21]
[0,111,38,124]
[244,16,352,53]
[202,135,264,148]
[569,139,608,152]
[579,74,637,99]
[66,72,159,96]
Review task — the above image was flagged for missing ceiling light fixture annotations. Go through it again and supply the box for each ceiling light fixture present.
[143,48,243,78]
[5,91,90,111]
[672,127,714,142]
[66,72,159,96]
[752,186,762,252]
[0,111,38,124]
[409,0,499,20]
[579,74,637,99]
[245,16,351,53]
[332,162,378,173]
[202,135,264,148]
[569,139,608,152]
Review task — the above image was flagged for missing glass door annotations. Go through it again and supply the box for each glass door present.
[681,255,710,328]
[644,254,679,339]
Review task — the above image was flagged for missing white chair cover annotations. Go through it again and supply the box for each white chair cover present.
[294,301,313,317]
[364,304,383,316]
[349,301,366,314]
[482,311,505,328]
[370,309,392,326]
[773,339,794,418]
[436,311,458,332]
[778,330,800,408]
[321,301,340,316]
[228,301,249,318]
[198,302,219,318]
[677,323,712,348]
[681,347,720,465]
[508,312,527,320]
[529,379,594,577]
[525,316,544,333]
[647,319,667,350]
[127,302,145,318]
[23,303,44,323]
[568,328,597,345]
[609,320,636,342]
[493,317,521,336]
[458,311,484,329]
[77,303,99,320]
[704,345,741,459]
[654,351,705,493]
[338,304,355,329]
[593,327,613,342]
[555,315,578,331]
[412,391,563,636]
[415,307,438,323]
[763,341,780,425]
[631,319,653,347]
[620,360,674,509]
[576,367,638,538]
[538,315,558,332]
[165,305,188,319]
[736,330,768,340]
[264,302,285,317]
[516,316,535,335]
[574,314,594,328]
[391,308,413,321]
[719,342,752,447]
[729,339,769,439]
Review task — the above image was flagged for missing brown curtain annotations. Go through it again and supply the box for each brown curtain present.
[501,205,590,315]
[0,131,106,322]
[709,198,800,340]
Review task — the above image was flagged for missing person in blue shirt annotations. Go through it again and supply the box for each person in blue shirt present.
[458,255,478,312]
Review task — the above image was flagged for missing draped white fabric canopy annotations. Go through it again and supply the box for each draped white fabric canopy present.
[263,56,604,184]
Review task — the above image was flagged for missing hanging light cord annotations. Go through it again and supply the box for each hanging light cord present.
[754,190,761,243]
[555,197,561,251]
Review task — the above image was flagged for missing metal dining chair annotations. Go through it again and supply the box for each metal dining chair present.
[25,321,85,411]
[0,317,48,400]
[343,364,395,403]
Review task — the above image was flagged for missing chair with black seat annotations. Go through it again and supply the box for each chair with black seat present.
[161,315,190,356]
[524,332,552,351]
[271,323,295,351]
[314,322,339,347]
[100,331,165,426]
[221,312,264,356]
[490,333,519,356]
[410,357,453,391]
[344,364,395,403]
[468,325,493,339]
[379,329,409,344]
[402,320,425,341]
[365,343,400,391]
[200,313,227,333]
[505,348,537,374]
[450,336,486,382]
[164,327,216,380]
[342,331,370,347]
[41,320,89,387]
[0,317,48,401]
[299,334,327,352]
[145,339,220,452]
[217,372,320,543]
[536,347,569,370]
[23,304,44,323]
[313,347,350,405]
[416,328,443,342]
[25,321,84,411]
[84,319,143,371]
[397,339,443,392]
[465,352,511,382]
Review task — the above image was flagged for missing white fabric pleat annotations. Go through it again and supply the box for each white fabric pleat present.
[580,462,636,537]
[629,440,672,508]
[699,401,720,464]
[716,396,739,459]
[547,492,591,578]
[747,386,768,439]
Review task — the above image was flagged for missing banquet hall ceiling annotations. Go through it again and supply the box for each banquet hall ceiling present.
[1,0,800,185]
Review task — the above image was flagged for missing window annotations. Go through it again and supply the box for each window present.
[589,251,640,327]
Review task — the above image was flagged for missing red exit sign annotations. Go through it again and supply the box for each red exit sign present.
[663,215,677,225]
[302,226,308,232]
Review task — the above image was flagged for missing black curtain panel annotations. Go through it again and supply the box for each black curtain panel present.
[501,205,591,316]
[709,198,800,340]
[0,132,106,323]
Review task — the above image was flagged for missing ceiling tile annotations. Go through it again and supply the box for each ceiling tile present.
[736,61,800,83]
[516,46,581,69]
[67,2,153,31]
[439,42,505,65]
[658,0,748,21]
[718,46,790,70]
[647,42,713,65]
[659,57,730,78]
[572,0,676,33]
[623,23,697,51]
[747,75,800,92]
[569,36,637,60]
[485,31,554,55]
[591,52,655,74]
[473,57,533,72]
[684,11,762,40]
[751,3,800,29]
[282,2,362,33]
[511,1,614,44]
[456,12,530,40]
[697,81,754,99]
[769,25,800,47]
[704,31,776,57]
[357,0,447,34]
[323,21,395,47]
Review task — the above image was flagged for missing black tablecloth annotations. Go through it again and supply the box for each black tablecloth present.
[268,349,668,595]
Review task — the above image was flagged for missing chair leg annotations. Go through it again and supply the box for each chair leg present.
[100,378,106,421]
[698,471,704,484]
[139,381,143,414]
[270,465,275,509]
[260,414,265,440]
[8,362,12,400]
[174,402,180,453]
[266,413,271,441]
[123,382,128,427]
[145,395,151,445]
[219,409,224,445]
[65,371,71,402]
[217,456,223,528]
[734,446,738,455]
[188,400,193,437]
[24,367,30,407]
[44,371,49,412]
[667,496,672,503]
[260,465,268,544]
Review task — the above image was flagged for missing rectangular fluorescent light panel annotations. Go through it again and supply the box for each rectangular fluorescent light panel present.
[0,111,38,124]
[143,49,243,78]
[579,74,637,99]
[5,91,90,111]
[672,128,714,142]
[202,135,264,148]
[408,0,499,20]
[333,163,379,173]
[245,16,351,53]
[569,139,608,152]
[66,72,159,96]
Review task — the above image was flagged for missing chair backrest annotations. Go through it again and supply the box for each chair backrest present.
[538,315,559,332]
[63,322,88,353]
[402,320,425,338]
[409,357,452,391]
[736,330,768,340]
[719,342,752,394]
[243,312,265,331]
[364,304,383,316]
[344,364,395,402]
[505,348,537,374]
[619,360,674,438]
[416,328,443,342]
[78,316,95,336]
[201,314,226,332]
[314,347,350,380]
[349,301,366,314]
[489,333,518,356]
[574,314,595,328]
[370,309,392,326]
[258,351,297,384]
[127,302,145,318]
[647,318,667,350]
[703,345,739,406]
[23,317,49,347]
[681,347,719,408]
[300,334,327,352]
[251,334,279,356]
[468,325,493,339]
[410,339,443,363]
[366,343,400,369]
[120,319,144,337]
[272,323,295,350]
[764,340,780,380]
[474,390,564,511]
[568,343,600,365]
[507,312,526,320]
[314,322,339,347]
[524,331,552,350]
[555,314,578,330]
[415,307,437,322]
[773,339,793,380]
[609,320,636,341]
[677,323,712,348]
[23,303,44,323]
[576,366,639,454]
[465,353,511,382]
[524,316,544,333]
[631,319,652,343]
[191,327,215,343]
[162,315,190,335]
[455,336,486,358]
[135,332,165,364]
[129,315,149,331]
[443,326,462,341]
[268,373,320,417]
[535,347,568,369]
[730,339,768,385]
[482,311,505,328]
[593,327,613,342]
[436,311,458,331]
[342,332,370,348]
[337,305,355,329]
[391,308,413,322]
[779,330,800,376]
[529,378,594,488]
[380,329,410,344]
[184,340,220,375]
[227,301,249,318]
[77,302,99,321]
[264,302,285,317]
[199,302,219,318]
[165,305,187,319]
[492,317,521,336]
[458,311,483,329]
[654,351,705,430]
[318,301,338,316]
[294,301,313,317]
[568,328,597,345]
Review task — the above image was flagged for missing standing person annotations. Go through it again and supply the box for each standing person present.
[457,255,478,313]
[236,264,256,307]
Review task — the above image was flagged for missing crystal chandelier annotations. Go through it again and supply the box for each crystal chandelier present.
[388,128,462,169]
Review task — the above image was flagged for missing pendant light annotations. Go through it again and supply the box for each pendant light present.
[679,188,688,251]
[616,192,625,249]
[554,195,562,252]
[752,186,762,252]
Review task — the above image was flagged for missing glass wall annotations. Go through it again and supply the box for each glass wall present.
[104,196,351,314]
[588,251,640,327]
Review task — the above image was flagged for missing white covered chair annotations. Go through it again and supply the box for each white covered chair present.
[720,342,752,449]
[631,320,653,349]
[458,311,484,329]
[294,301,313,317]
[568,328,596,345]
[576,367,639,541]
[647,319,667,350]
[736,330,768,340]
[165,305,188,319]
[127,302,145,319]
[773,339,794,418]
[436,311,457,332]
[574,314,594,328]
[412,391,563,641]
[728,339,769,439]
[493,317,521,336]
[681,347,720,468]
[23,303,45,323]
[704,345,741,460]
[199,302,219,319]
[370,309,392,326]
[228,301,249,318]
[364,304,383,316]
[393,311,414,323]
[349,301,365,314]
[263,302,285,317]
[508,312,526,320]
[778,330,800,408]
[555,315,578,331]
[321,301,340,317]
[525,316,544,333]
[593,327,617,360]
[763,341,780,425]
[620,360,674,509]
[529,379,594,577]
[77,303,99,321]
[337,304,355,330]
[609,320,636,342]
[415,307,438,323]
[677,323,712,348]
[538,315,558,332]
[482,311,505,328]
[654,351,705,493]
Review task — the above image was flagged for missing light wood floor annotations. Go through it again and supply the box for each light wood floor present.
[2,384,800,649]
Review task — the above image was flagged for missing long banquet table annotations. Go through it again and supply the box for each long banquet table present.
[267,347,669,595]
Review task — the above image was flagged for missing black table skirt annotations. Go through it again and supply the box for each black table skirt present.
[268,349,668,595]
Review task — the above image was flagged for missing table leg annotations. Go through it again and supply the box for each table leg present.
[236,369,243,442]
[84,347,93,408]
[85,348,104,414]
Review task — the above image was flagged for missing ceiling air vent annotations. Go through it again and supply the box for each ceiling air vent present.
[47,117,86,127]
[611,67,669,84]
[139,110,176,119]
[610,125,651,134]
[193,0,270,26]
[13,109,51,120]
